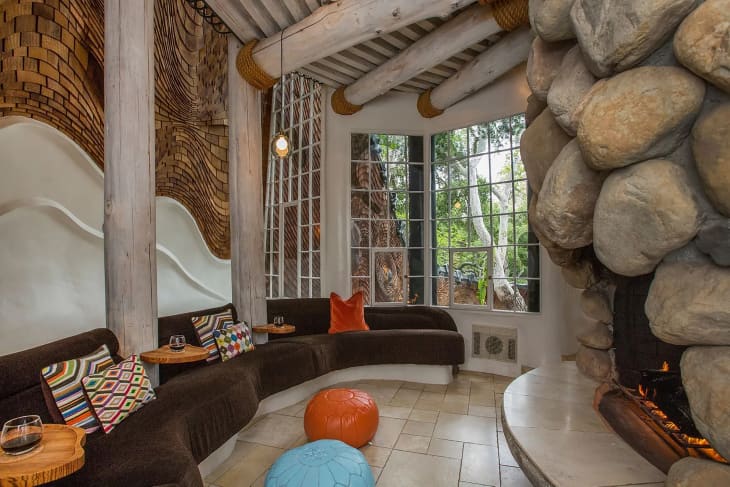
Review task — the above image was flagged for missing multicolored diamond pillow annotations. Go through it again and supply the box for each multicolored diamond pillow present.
[192,310,235,362]
[81,355,156,434]
[41,344,114,434]
[213,322,254,362]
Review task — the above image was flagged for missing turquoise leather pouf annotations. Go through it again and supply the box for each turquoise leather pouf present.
[265,439,375,487]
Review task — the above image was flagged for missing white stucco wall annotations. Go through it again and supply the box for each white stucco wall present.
[0,118,231,355]
[323,66,583,375]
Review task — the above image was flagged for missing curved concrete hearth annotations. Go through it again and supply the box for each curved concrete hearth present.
[501,363,666,487]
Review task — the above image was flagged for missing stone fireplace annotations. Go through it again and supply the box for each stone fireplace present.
[521,0,730,482]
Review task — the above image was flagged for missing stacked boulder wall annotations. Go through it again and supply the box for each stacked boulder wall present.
[528,0,576,42]
[681,347,730,460]
[691,103,730,216]
[577,321,613,350]
[536,139,605,248]
[576,66,706,171]
[576,344,612,381]
[674,0,730,94]
[547,46,597,135]
[526,37,575,102]
[520,108,572,193]
[570,0,702,77]
[593,159,701,276]
[667,458,730,487]
[646,259,730,346]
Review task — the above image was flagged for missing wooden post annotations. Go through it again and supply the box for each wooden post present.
[103,0,157,376]
[228,36,267,327]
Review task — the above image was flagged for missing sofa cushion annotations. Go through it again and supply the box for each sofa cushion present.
[40,344,115,433]
[213,323,254,362]
[329,292,369,334]
[192,309,236,363]
[275,334,340,375]
[365,306,458,332]
[336,329,465,369]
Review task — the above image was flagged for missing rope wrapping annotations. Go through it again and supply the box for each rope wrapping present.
[417,89,444,118]
[236,39,277,90]
[330,86,363,115]
[479,0,530,31]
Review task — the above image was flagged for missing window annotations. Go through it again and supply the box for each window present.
[350,133,425,305]
[264,73,322,298]
[431,114,540,312]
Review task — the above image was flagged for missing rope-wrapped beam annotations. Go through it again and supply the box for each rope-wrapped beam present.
[236,40,278,90]
[479,0,529,31]
[331,86,364,115]
[417,89,445,118]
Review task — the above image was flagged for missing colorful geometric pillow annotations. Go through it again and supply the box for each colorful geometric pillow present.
[41,344,114,433]
[213,322,254,362]
[81,355,156,434]
[192,310,235,362]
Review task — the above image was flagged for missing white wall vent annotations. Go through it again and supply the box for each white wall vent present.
[472,325,517,363]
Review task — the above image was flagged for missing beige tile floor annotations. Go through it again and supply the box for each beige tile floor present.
[205,372,533,487]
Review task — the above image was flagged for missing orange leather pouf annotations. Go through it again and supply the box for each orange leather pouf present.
[304,388,379,448]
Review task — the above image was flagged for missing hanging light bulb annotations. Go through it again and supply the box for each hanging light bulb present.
[270,29,290,159]
[271,131,290,158]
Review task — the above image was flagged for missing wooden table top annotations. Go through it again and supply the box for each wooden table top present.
[140,344,209,364]
[252,324,296,334]
[0,424,85,487]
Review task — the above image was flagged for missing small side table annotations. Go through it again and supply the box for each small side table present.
[140,345,209,364]
[252,324,295,345]
[0,424,85,487]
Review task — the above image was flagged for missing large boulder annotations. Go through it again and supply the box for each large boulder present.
[646,260,730,345]
[529,0,576,42]
[667,458,730,487]
[525,93,548,127]
[577,322,613,350]
[526,37,574,102]
[570,0,702,77]
[681,347,730,460]
[577,66,706,170]
[696,215,730,267]
[547,46,597,135]
[561,259,597,289]
[536,140,604,248]
[674,0,730,93]
[520,108,572,193]
[528,194,581,267]
[593,159,701,276]
[691,103,730,216]
[580,287,613,323]
[576,345,612,381]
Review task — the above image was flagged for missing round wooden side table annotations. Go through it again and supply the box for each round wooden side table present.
[140,344,209,364]
[252,324,296,344]
[0,424,85,487]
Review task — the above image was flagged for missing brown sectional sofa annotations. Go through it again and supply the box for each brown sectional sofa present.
[0,299,463,486]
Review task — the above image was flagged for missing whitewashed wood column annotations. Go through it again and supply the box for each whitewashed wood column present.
[228,37,267,327]
[103,0,157,372]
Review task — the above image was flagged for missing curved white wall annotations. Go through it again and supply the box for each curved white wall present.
[0,118,231,355]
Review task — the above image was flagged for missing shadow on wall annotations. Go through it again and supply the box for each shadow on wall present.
[0,118,232,355]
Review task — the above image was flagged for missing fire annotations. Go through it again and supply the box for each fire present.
[661,361,670,372]
[638,384,646,397]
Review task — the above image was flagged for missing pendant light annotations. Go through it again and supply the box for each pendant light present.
[271,29,290,159]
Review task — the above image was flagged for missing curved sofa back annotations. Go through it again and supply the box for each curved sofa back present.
[266,298,458,338]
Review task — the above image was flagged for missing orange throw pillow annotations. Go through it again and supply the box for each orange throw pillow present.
[329,292,370,334]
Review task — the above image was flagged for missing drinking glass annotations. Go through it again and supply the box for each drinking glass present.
[274,315,284,327]
[1,415,43,456]
[169,334,186,352]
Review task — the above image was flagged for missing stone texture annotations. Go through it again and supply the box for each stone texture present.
[547,46,597,135]
[561,259,597,289]
[667,458,730,487]
[525,93,548,127]
[528,194,581,267]
[536,140,604,248]
[529,0,576,42]
[593,159,701,276]
[681,346,730,460]
[580,288,613,323]
[577,66,706,170]
[575,344,612,381]
[577,322,613,350]
[674,0,730,93]
[691,103,730,216]
[646,259,730,345]
[570,0,702,77]
[520,108,572,193]
[696,215,730,266]
[526,37,574,102]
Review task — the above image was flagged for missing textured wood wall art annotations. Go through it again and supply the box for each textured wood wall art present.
[0,0,232,259]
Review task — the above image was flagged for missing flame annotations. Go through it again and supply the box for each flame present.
[638,384,647,397]
[661,361,670,372]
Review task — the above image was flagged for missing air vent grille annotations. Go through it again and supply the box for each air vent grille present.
[472,325,518,363]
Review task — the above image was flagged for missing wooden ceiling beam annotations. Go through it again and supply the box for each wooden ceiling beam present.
[419,27,533,117]
[211,0,477,87]
[334,3,500,112]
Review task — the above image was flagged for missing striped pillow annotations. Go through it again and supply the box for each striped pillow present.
[41,344,114,433]
[192,310,235,362]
